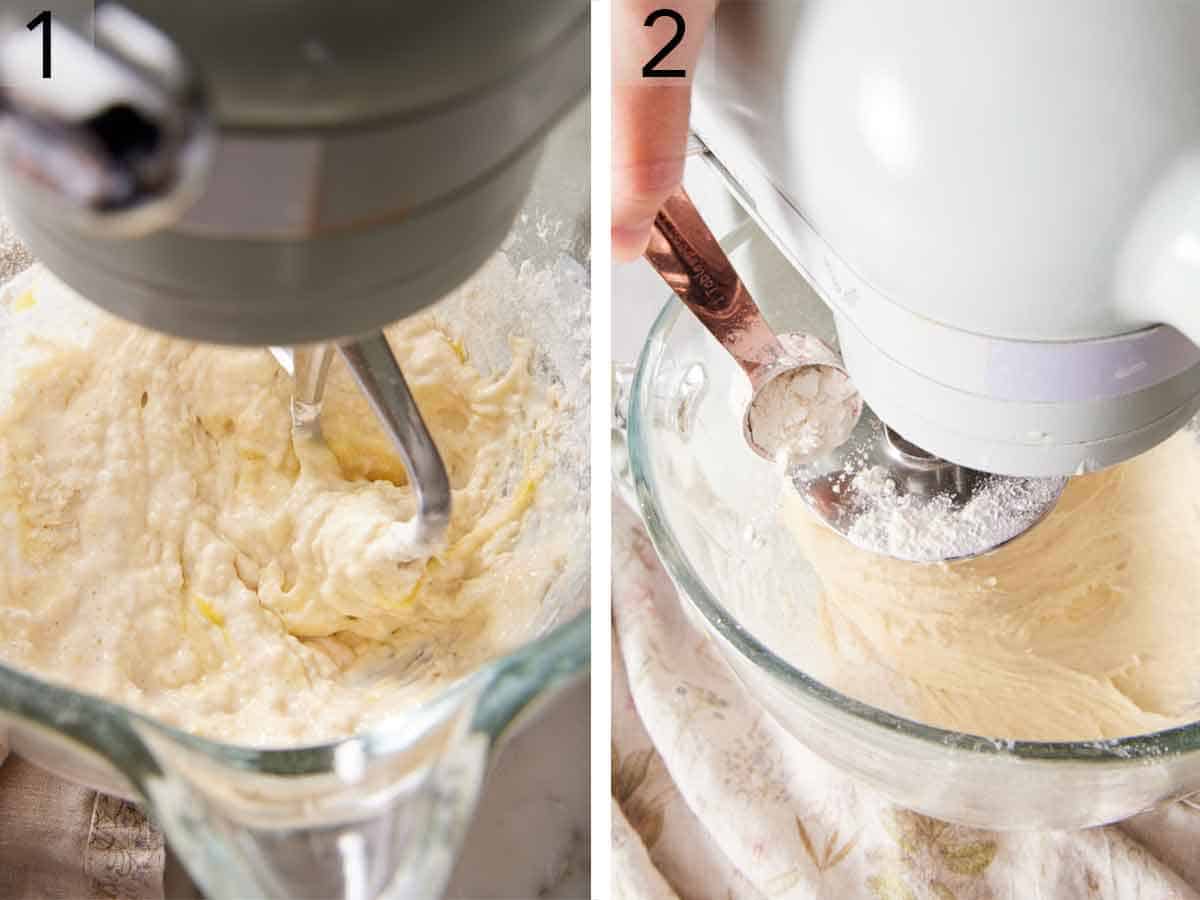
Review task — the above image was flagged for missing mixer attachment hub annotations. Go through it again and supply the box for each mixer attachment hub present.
[880,426,981,500]
[791,410,1066,563]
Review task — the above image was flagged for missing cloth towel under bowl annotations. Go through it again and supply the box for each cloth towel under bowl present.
[0,751,166,900]
[612,499,1200,900]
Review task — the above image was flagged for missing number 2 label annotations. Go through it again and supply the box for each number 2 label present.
[642,9,686,79]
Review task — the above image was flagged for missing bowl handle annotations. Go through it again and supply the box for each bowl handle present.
[613,354,709,518]
[127,614,589,900]
[612,363,641,512]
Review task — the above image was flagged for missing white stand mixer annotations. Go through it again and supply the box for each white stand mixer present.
[690,0,1200,480]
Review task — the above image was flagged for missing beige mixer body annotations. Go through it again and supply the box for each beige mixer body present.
[0,1,589,346]
[0,0,589,567]
[692,0,1200,476]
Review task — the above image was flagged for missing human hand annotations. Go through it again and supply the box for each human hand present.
[612,0,717,261]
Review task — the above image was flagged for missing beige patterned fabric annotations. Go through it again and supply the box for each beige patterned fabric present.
[0,755,164,900]
[612,500,1200,900]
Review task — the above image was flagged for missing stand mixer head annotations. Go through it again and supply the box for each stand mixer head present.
[0,1,588,552]
[690,0,1200,482]
[643,183,1067,562]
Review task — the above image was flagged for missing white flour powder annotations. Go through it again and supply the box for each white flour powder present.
[842,464,1066,562]
[748,365,860,465]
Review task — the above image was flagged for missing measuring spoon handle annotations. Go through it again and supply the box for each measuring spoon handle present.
[644,186,783,378]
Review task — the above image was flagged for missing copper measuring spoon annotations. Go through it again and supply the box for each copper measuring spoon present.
[643,185,862,464]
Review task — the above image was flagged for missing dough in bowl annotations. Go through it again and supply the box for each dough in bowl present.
[785,429,1200,742]
[0,261,573,746]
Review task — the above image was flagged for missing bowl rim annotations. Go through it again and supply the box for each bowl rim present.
[628,298,1200,763]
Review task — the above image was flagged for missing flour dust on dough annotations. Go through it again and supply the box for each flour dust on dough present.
[785,430,1200,742]
[0,264,570,745]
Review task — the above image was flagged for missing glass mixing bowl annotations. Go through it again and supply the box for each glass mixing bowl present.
[0,98,590,900]
[615,211,1200,832]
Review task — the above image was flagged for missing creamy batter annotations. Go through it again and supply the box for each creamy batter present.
[785,430,1200,741]
[0,264,569,745]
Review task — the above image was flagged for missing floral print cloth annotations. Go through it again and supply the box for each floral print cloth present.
[612,500,1200,900]
[0,755,164,900]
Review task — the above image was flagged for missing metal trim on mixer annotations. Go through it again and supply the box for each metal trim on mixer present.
[172,13,589,242]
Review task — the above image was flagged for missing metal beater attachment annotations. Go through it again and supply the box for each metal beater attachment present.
[790,408,1066,563]
[272,336,451,556]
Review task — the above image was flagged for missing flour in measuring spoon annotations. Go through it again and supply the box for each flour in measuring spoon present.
[748,364,860,466]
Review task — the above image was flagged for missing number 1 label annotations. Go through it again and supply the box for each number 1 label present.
[27,10,51,78]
